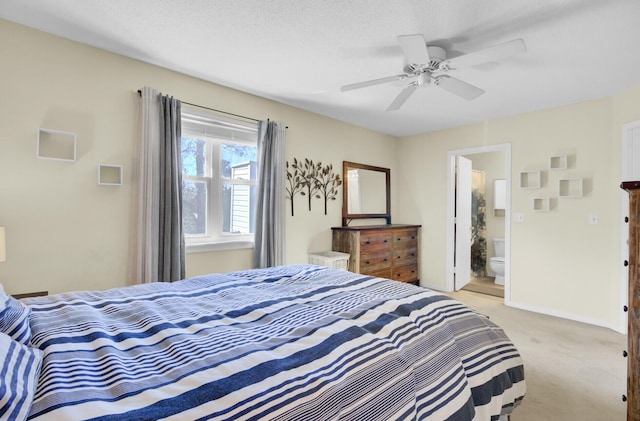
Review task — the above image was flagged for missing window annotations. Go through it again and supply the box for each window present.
[181,108,258,251]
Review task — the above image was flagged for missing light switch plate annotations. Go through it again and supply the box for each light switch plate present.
[513,212,524,223]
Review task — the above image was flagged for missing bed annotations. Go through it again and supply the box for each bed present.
[1,264,525,420]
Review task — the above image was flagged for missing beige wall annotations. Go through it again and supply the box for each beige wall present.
[0,20,397,295]
[397,92,640,330]
[2,19,639,332]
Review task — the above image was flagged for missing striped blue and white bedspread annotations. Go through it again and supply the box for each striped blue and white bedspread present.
[24,265,525,420]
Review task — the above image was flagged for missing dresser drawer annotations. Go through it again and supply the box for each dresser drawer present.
[393,247,418,266]
[360,231,393,252]
[359,250,393,273]
[365,268,392,279]
[392,229,418,249]
[389,264,419,283]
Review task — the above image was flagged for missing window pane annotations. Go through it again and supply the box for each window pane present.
[221,143,257,180]
[182,138,207,176]
[182,180,207,235]
[223,184,256,234]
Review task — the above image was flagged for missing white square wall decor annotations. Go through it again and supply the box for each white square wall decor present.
[97,164,123,186]
[37,128,76,162]
[558,178,583,198]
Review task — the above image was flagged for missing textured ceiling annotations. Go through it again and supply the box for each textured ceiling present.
[1,0,639,137]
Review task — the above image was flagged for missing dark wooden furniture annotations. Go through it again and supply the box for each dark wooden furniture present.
[12,291,48,299]
[621,181,640,421]
[332,224,421,284]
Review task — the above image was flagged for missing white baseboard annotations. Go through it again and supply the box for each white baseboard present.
[507,300,625,334]
[420,281,450,292]
[420,282,625,334]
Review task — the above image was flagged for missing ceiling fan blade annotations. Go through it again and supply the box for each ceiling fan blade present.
[341,74,407,92]
[398,34,430,65]
[386,83,419,111]
[435,75,485,100]
[446,38,526,69]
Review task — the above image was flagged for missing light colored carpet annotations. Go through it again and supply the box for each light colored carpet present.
[447,290,627,421]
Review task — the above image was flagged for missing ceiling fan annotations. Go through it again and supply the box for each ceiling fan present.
[341,35,526,111]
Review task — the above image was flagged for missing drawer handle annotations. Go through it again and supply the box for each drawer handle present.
[624,305,629,312]
[365,261,370,265]
[397,238,401,241]
[625,216,629,223]
[383,258,388,262]
[411,253,416,257]
[397,255,401,259]
[365,241,370,245]
[623,350,628,358]
[624,260,629,267]
[411,236,416,240]
[383,239,388,243]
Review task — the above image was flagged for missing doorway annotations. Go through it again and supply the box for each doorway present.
[446,144,511,303]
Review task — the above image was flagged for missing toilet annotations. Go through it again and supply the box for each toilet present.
[489,238,505,285]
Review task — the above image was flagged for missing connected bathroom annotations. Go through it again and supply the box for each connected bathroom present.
[461,149,507,298]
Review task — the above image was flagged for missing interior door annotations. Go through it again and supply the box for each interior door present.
[454,155,472,290]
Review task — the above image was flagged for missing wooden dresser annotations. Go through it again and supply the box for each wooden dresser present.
[622,181,640,421]
[332,224,421,284]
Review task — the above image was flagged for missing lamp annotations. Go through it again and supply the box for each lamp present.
[0,227,5,262]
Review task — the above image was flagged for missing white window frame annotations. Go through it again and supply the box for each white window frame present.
[181,108,258,253]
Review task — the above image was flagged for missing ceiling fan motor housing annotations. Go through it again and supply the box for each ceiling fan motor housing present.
[405,45,446,74]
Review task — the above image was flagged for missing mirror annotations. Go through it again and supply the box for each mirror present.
[342,161,391,226]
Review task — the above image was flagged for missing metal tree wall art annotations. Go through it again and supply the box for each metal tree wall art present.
[285,159,304,216]
[299,158,321,211]
[316,163,342,215]
[285,158,342,215]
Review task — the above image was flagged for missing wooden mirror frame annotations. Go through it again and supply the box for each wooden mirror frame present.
[342,161,391,226]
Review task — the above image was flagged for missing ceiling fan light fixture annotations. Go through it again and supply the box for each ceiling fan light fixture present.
[417,72,431,86]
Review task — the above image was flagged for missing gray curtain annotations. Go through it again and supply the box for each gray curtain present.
[253,120,286,268]
[130,86,185,283]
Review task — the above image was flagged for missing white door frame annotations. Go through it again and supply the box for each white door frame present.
[446,143,512,304]
[620,120,640,333]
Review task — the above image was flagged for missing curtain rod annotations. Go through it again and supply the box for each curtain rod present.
[137,89,260,123]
